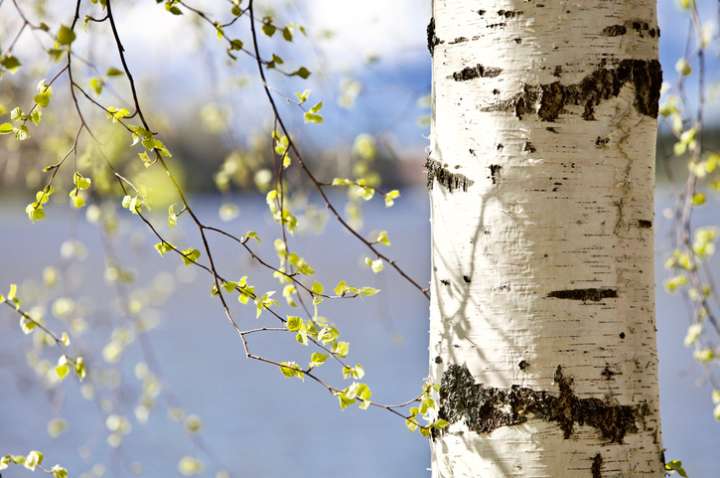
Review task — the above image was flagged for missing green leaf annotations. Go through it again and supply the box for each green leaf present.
[19,316,36,334]
[385,189,400,207]
[168,204,178,228]
[106,66,124,77]
[365,257,384,273]
[244,231,260,242]
[286,315,303,332]
[154,241,173,256]
[166,4,183,15]
[295,89,311,104]
[0,122,13,134]
[180,248,201,266]
[333,341,350,358]
[89,76,105,95]
[336,390,356,410]
[34,81,53,107]
[51,465,69,478]
[279,361,303,379]
[405,418,418,432]
[692,192,706,206]
[74,356,86,380]
[0,55,21,73]
[303,101,324,123]
[311,281,324,295]
[14,124,29,141]
[342,364,365,379]
[665,459,688,477]
[26,202,45,222]
[57,25,76,45]
[73,171,92,190]
[23,451,43,471]
[432,418,449,429]
[309,352,327,368]
[376,230,391,246]
[262,21,277,37]
[56,355,70,380]
[359,287,380,297]
[291,66,311,79]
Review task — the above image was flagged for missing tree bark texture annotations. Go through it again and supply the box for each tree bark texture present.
[428,1,664,476]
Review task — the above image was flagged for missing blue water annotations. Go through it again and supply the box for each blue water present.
[0,188,718,477]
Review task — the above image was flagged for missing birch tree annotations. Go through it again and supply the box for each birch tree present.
[427,1,664,476]
[2,0,719,476]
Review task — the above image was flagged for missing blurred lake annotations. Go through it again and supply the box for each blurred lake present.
[1,187,719,477]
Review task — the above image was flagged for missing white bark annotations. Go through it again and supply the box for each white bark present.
[428,1,663,477]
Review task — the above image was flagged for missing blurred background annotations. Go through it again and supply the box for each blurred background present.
[2,0,720,476]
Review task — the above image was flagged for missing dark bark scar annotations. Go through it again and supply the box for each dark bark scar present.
[436,364,649,443]
[426,158,474,192]
[547,288,618,302]
[482,59,662,121]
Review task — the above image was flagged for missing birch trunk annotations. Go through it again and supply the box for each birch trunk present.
[427,1,664,476]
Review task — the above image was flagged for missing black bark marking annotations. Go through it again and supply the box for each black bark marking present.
[498,9,522,18]
[518,360,530,371]
[427,17,441,55]
[449,36,468,45]
[595,136,610,147]
[524,141,537,153]
[452,64,503,81]
[478,9,486,16]
[619,332,626,339]
[462,275,472,284]
[601,365,616,380]
[426,158,474,192]
[437,364,648,443]
[547,288,618,302]
[489,165,502,185]
[604,20,658,38]
[435,356,443,364]
[638,219,653,228]
[484,59,662,121]
[592,453,603,478]
[603,25,627,36]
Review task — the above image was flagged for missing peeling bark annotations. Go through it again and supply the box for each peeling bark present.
[482,59,662,121]
[426,157,474,192]
[437,365,649,443]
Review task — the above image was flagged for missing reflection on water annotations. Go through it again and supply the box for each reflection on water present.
[0,188,717,477]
